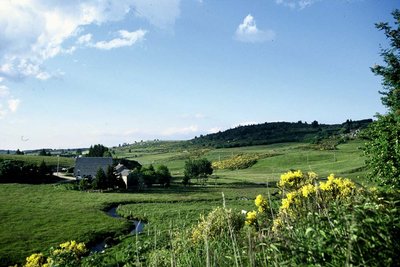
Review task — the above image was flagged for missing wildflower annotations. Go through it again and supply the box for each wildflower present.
[245,210,257,225]
[279,170,304,189]
[308,171,318,180]
[255,194,268,212]
[24,253,48,267]
[280,191,298,212]
[301,184,316,198]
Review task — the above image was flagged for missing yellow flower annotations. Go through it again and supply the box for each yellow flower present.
[279,170,304,188]
[24,253,47,267]
[245,210,257,225]
[254,194,268,212]
[280,191,298,212]
[308,171,318,180]
[301,184,316,198]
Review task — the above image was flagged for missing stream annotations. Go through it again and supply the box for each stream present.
[91,205,145,253]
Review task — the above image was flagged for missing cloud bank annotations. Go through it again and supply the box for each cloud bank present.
[0,0,180,81]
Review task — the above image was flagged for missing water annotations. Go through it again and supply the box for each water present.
[90,205,146,253]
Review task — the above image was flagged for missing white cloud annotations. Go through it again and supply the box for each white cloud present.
[207,127,221,134]
[162,125,199,136]
[0,1,181,82]
[77,33,92,44]
[92,29,147,50]
[0,85,10,98]
[0,84,20,118]
[8,98,20,113]
[235,14,275,43]
[275,0,319,9]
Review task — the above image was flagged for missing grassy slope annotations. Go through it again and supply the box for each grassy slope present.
[0,154,74,168]
[0,183,270,265]
[0,140,369,265]
[116,140,367,184]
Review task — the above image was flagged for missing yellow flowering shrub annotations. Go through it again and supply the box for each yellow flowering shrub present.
[255,194,268,212]
[279,170,318,191]
[57,240,87,257]
[319,174,356,198]
[245,210,258,226]
[301,184,316,198]
[24,253,49,267]
[212,154,259,170]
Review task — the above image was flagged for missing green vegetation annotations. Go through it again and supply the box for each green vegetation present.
[87,144,111,157]
[0,154,74,168]
[190,119,371,148]
[364,10,400,188]
[183,158,213,186]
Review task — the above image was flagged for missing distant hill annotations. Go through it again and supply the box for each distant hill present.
[189,119,372,148]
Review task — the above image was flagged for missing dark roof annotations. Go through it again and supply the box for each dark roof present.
[115,163,128,173]
[74,157,113,178]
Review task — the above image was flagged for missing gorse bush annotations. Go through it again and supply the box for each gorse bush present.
[22,241,87,267]
[212,154,259,170]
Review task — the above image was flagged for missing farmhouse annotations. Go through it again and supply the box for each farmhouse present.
[74,157,113,179]
[115,163,131,188]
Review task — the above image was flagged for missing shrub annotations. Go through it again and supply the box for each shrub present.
[212,154,259,170]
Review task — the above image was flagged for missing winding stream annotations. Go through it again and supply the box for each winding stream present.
[91,205,145,253]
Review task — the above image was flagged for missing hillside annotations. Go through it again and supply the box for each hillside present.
[189,119,372,148]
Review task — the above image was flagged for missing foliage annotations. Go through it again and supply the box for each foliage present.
[156,165,172,187]
[91,166,123,190]
[0,160,53,184]
[38,149,51,156]
[364,10,400,188]
[191,120,372,148]
[22,241,87,267]
[87,144,110,157]
[212,154,259,170]
[183,158,213,185]
[191,207,244,244]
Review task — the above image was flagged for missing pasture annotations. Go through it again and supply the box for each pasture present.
[0,140,371,265]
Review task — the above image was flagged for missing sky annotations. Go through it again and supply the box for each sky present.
[0,0,399,150]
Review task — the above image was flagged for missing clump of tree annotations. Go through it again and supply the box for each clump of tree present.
[15,149,24,155]
[87,144,111,157]
[0,160,53,183]
[127,164,172,189]
[183,158,213,186]
[78,166,124,190]
[39,149,51,156]
[364,10,400,188]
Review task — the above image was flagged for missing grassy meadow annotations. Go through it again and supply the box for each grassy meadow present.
[0,139,376,266]
[0,154,74,168]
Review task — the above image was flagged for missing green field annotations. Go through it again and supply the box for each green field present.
[0,154,75,168]
[0,140,371,266]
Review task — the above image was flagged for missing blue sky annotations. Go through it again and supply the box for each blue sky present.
[0,0,398,150]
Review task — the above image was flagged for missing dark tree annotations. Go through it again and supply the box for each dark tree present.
[156,165,172,187]
[364,10,400,188]
[141,164,156,187]
[92,168,107,189]
[15,149,24,155]
[39,149,50,156]
[87,144,110,157]
[183,158,213,185]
